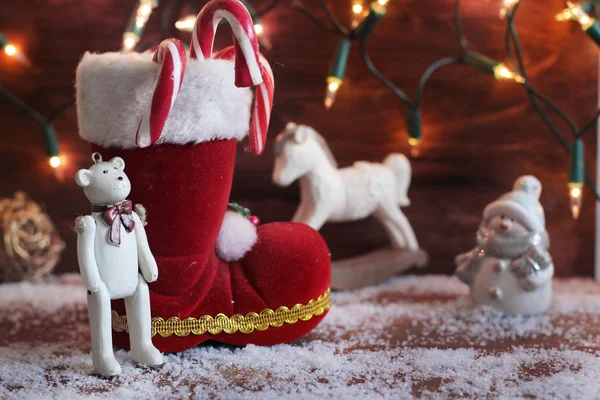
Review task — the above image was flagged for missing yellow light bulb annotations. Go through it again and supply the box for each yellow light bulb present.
[493,63,525,83]
[175,15,196,32]
[377,0,389,5]
[351,1,366,27]
[499,0,519,19]
[555,8,574,22]
[254,23,264,35]
[408,138,422,158]
[568,182,583,220]
[139,4,152,17]
[325,77,342,109]
[567,1,595,29]
[122,33,138,52]
[4,44,17,56]
[49,156,61,169]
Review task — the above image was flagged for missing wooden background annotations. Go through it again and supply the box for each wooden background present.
[0,0,597,276]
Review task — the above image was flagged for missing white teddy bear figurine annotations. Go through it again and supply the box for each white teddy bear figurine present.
[75,153,163,377]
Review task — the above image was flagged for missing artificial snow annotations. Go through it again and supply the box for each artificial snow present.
[1,273,600,398]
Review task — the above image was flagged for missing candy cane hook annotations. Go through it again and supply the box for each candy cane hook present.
[215,46,274,155]
[136,38,187,148]
[191,0,262,88]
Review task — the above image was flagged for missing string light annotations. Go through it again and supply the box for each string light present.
[564,1,600,46]
[566,1,594,27]
[42,124,61,169]
[0,0,598,212]
[325,38,351,109]
[568,139,584,220]
[499,0,520,19]
[49,156,61,169]
[0,32,30,66]
[4,44,16,56]
[407,108,422,157]
[494,63,525,83]
[555,2,595,21]
[325,77,341,109]
[556,8,575,21]
[356,1,387,39]
[254,21,264,35]
[175,15,196,32]
[351,0,366,28]
[464,51,525,83]
[122,0,159,52]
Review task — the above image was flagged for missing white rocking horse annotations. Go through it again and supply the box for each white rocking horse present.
[273,123,426,289]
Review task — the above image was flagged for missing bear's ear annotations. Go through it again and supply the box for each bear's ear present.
[75,169,92,187]
[109,157,125,170]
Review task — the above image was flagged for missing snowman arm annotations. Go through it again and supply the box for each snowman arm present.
[455,248,475,267]
[522,262,554,290]
[132,212,158,283]
[454,247,481,285]
[75,216,102,293]
[512,246,554,291]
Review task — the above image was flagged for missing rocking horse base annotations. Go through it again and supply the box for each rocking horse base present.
[331,248,428,290]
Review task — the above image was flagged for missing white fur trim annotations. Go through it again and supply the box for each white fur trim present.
[216,211,258,262]
[76,52,253,148]
[483,200,543,233]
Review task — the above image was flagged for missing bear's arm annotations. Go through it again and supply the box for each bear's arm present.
[75,215,102,293]
[132,212,158,282]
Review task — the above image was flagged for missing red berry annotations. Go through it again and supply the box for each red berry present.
[248,215,260,226]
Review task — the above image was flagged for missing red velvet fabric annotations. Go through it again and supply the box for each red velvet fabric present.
[94,140,331,352]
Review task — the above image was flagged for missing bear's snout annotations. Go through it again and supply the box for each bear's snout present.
[117,177,124,181]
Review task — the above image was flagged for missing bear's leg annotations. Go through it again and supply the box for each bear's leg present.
[125,274,164,366]
[88,282,122,377]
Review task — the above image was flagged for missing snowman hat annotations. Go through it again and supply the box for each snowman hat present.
[483,175,545,233]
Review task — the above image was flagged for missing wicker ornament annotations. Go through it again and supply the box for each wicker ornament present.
[0,192,65,282]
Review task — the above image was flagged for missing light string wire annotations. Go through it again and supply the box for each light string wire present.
[2,0,600,210]
[504,1,600,201]
[0,82,67,168]
[282,0,600,208]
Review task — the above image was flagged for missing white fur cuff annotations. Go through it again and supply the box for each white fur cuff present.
[76,52,253,148]
[216,211,258,262]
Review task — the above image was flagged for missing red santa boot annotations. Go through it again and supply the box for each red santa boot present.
[76,0,331,353]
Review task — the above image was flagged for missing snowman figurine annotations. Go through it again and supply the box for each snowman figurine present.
[455,175,554,316]
[75,153,163,377]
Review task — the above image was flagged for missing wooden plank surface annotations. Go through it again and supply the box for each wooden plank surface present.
[0,0,596,276]
[2,274,600,397]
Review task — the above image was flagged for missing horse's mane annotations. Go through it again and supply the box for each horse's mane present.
[307,128,338,168]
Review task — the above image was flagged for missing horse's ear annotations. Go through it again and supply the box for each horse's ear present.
[294,126,308,143]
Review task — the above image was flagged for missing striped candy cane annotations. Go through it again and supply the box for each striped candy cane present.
[191,0,262,88]
[215,46,274,155]
[135,38,187,148]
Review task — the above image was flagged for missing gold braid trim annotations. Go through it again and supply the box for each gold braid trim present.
[112,288,331,337]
